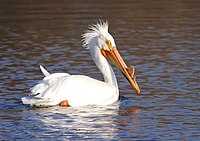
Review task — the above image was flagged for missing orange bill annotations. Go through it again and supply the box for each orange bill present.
[101,47,141,94]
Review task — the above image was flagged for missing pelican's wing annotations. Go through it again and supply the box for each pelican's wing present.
[22,72,70,107]
[30,73,70,96]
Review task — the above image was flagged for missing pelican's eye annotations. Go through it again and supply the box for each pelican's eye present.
[105,40,112,50]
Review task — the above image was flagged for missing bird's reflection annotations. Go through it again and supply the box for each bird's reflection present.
[28,101,141,139]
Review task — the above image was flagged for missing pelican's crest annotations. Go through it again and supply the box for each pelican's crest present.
[82,20,109,49]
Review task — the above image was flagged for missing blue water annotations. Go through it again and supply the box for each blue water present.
[0,0,200,140]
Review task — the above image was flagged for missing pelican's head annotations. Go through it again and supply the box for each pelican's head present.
[82,21,116,50]
[82,21,140,94]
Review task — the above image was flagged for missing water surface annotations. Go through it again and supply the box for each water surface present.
[0,0,199,140]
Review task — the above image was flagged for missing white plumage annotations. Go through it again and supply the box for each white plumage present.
[22,21,140,107]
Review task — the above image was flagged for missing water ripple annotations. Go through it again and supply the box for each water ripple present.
[0,0,200,140]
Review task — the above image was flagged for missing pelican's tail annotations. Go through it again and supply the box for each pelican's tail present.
[21,97,58,107]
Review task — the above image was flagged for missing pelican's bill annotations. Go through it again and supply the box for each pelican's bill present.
[101,47,141,94]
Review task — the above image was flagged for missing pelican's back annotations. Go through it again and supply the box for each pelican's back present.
[22,74,118,107]
[22,63,119,107]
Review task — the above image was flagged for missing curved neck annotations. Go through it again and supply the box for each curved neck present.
[89,40,118,90]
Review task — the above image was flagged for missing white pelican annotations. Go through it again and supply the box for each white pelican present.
[22,21,140,107]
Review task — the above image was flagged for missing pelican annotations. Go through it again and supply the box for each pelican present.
[22,21,140,107]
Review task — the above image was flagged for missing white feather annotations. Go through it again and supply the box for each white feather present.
[22,21,120,107]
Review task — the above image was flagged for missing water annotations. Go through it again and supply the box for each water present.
[0,0,200,140]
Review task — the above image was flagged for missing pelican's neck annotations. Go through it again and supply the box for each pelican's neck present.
[89,40,118,90]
